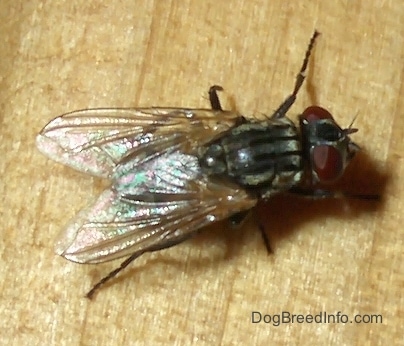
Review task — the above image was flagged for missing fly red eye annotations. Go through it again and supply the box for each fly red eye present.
[312,145,343,182]
[302,106,334,122]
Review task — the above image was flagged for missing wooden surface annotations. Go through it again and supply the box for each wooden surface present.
[1,1,403,345]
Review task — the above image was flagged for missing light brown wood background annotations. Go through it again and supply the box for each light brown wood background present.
[1,1,403,345]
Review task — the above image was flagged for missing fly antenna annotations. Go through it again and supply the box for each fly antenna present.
[344,112,359,135]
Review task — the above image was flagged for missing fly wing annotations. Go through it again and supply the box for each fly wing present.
[36,108,240,178]
[55,151,257,264]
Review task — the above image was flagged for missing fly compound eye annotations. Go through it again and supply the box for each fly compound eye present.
[312,145,343,182]
[299,105,356,183]
[301,106,334,122]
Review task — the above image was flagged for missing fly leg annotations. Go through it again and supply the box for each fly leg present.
[86,233,194,299]
[86,249,146,299]
[209,85,224,111]
[259,223,273,254]
[208,85,247,125]
[272,30,320,119]
[288,187,380,200]
[229,211,272,254]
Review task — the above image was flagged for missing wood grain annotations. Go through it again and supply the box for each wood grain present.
[1,1,403,345]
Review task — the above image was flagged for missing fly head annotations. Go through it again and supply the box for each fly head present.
[299,106,359,184]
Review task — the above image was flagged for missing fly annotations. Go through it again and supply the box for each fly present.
[36,31,377,299]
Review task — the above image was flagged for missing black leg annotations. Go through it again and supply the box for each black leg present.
[272,30,320,119]
[229,211,272,253]
[288,187,381,200]
[86,234,194,299]
[259,223,273,254]
[209,85,224,111]
[86,250,146,299]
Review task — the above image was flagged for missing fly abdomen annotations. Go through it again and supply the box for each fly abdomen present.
[199,118,304,196]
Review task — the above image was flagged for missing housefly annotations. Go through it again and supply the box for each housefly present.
[37,31,372,298]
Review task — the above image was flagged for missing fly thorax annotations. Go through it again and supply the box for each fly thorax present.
[199,119,304,194]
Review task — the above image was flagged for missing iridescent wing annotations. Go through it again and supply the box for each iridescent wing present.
[36,108,240,178]
[54,151,257,264]
[38,108,257,263]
